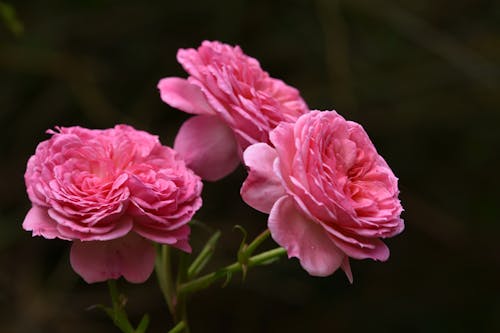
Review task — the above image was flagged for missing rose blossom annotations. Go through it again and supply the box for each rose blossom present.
[241,111,404,282]
[158,40,309,181]
[23,125,202,283]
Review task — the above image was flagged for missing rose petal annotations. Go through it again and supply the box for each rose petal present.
[174,115,240,181]
[70,233,156,283]
[269,196,344,277]
[134,223,192,253]
[268,121,298,186]
[322,222,391,261]
[341,257,353,284]
[241,143,285,213]
[158,77,215,115]
[335,236,390,261]
[23,205,67,240]
[54,214,134,242]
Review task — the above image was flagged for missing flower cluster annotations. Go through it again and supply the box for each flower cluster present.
[24,125,202,283]
[23,40,403,288]
[158,40,404,281]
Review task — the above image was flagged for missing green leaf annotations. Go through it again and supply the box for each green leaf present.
[167,321,187,333]
[187,230,221,279]
[221,271,233,288]
[135,314,150,333]
[233,225,248,254]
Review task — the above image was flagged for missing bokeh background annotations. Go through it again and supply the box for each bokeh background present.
[1,0,499,332]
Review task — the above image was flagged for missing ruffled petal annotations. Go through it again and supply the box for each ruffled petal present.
[54,214,133,242]
[70,233,156,284]
[241,143,285,213]
[174,115,240,181]
[158,77,215,115]
[332,234,390,261]
[133,223,192,253]
[22,205,67,240]
[269,196,344,277]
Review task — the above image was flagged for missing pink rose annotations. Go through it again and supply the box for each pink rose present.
[241,111,404,282]
[23,125,202,283]
[158,40,309,181]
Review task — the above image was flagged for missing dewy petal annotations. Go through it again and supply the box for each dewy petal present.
[174,115,240,181]
[241,143,285,213]
[23,205,67,240]
[70,233,156,284]
[269,196,344,277]
[157,77,215,115]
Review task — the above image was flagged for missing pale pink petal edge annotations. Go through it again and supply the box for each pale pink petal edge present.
[241,143,285,214]
[70,233,156,284]
[174,115,240,181]
[158,77,215,115]
[269,196,344,277]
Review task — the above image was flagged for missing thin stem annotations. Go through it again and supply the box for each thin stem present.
[178,247,286,296]
[106,280,135,333]
[108,279,119,307]
[187,231,221,279]
[167,321,187,333]
[155,247,191,332]
[155,245,175,316]
[175,299,189,333]
[175,253,190,333]
[244,229,271,256]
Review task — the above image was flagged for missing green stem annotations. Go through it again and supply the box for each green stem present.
[187,231,221,279]
[167,321,187,333]
[175,299,189,333]
[244,229,271,256]
[155,247,190,332]
[155,245,175,316]
[175,252,190,333]
[178,247,286,296]
[106,280,136,333]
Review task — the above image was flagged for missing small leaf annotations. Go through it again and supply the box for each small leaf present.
[187,230,221,279]
[167,321,187,333]
[258,257,282,265]
[233,225,248,254]
[221,271,232,288]
[244,229,271,257]
[135,314,150,333]
[189,219,214,233]
[234,225,250,282]
[87,303,114,319]
[240,264,248,282]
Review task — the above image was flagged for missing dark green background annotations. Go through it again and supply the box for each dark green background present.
[1,0,499,332]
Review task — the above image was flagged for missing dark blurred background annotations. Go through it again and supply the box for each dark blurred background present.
[1,0,499,332]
